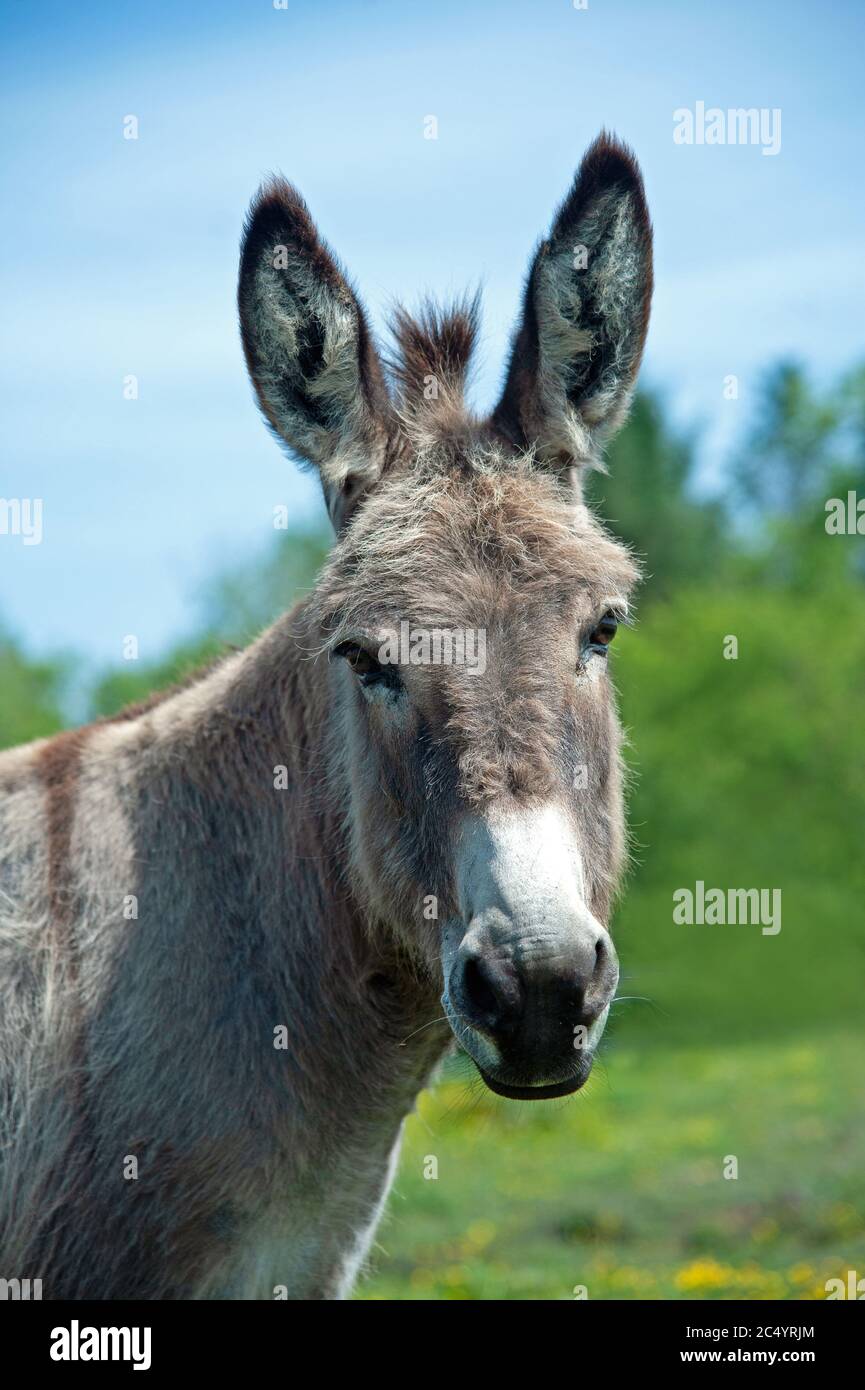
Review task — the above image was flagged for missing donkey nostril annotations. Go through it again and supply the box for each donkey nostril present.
[463,957,498,1018]
[460,954,523,1034]
[587,932,618,1005]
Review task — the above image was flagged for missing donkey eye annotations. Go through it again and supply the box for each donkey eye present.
[587,612,619,655]
[334,642,379,679]
[333,642,400,690]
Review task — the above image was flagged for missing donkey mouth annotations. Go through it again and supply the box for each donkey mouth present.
[478,1058,593,1101]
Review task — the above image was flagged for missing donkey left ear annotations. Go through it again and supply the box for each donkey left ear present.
[491,132,653,470]
[238,179,392,530]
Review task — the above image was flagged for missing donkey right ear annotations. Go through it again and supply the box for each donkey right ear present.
[238,180,391,530]
[491,133,653,472]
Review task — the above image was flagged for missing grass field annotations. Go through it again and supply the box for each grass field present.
[358,1030,863,1300]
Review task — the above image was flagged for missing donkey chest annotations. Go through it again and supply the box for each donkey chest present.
[203,1127,405,1300]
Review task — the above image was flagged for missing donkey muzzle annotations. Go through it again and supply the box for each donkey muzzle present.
[447,914,618,1098]
[443,805,619,1099]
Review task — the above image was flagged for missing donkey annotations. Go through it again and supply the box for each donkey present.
[0,133,652,1299]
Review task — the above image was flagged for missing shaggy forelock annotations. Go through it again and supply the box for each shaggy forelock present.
[314,447,639,641]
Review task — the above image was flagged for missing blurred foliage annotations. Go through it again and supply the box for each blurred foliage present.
[729,359,865,591]
[613,578,865,1046]
[0,626,68,748]
[733,360,849,521]
[584,392,727,599]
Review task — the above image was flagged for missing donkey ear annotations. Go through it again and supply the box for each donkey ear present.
[238,179,391,530]
[491,133,653,470]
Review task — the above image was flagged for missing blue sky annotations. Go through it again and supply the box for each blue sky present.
[2,0,864,667]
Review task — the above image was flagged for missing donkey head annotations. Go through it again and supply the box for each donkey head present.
[238,134,652,1099]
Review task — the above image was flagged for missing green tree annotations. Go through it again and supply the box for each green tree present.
[730,360,865,591]
[0,626,68,749]
[584,391,727,601]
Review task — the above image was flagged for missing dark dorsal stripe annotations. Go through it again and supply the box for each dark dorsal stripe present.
[36,728,91,1114]
[36,727,89,937]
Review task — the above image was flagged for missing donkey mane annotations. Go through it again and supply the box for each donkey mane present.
[386,294,481,439]
[102,650,239,724]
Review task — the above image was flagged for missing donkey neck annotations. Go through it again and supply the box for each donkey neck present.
[129,600,448,1131]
